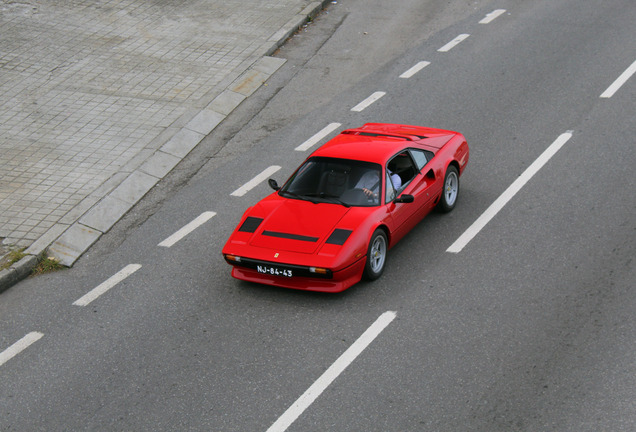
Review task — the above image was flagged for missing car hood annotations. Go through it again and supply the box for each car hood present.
[249,197,349,254]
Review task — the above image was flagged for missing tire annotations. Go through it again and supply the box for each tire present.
[363,229,388,281]
[438,165,459,213]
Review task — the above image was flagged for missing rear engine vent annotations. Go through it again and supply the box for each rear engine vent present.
[341,131,427,141]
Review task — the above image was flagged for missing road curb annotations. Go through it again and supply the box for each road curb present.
[0,255,39,294]
[0,0,332,292]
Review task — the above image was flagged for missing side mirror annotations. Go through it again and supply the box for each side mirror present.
[268,179,280,191]
[394,194,414,204]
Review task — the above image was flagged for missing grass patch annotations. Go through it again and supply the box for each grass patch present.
[0,248,26,271]
[31,256,65,276]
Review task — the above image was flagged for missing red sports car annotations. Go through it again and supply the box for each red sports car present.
[222,123,469,292]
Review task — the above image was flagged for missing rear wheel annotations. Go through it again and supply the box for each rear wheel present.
[363,229,388,280]
[438,165,459,213]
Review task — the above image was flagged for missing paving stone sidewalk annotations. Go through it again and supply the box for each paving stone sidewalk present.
[0,0,330,290]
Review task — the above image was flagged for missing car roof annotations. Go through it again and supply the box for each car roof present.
[310,123,458,163]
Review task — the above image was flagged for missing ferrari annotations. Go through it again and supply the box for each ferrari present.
[222,123,469,292]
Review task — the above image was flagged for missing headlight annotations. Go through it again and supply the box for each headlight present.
[224,254,242,263]
[309,267,329,275]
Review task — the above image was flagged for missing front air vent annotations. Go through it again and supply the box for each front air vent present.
[239,217,263,233]
[326,229,353,245]
[262,231,319,243]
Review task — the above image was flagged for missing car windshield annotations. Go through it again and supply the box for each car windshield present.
[280,157,382,207]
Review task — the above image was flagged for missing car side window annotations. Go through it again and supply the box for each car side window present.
[385,171,397,203]
[410,149,430,170]
[387,152,417,191]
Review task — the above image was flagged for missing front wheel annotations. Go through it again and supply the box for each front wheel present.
[363,229,388,281]
[438,165,459,213]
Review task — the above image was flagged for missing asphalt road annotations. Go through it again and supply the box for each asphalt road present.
[1,0,635,430]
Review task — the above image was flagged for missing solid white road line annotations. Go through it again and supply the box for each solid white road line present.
[158,211,216,247]
[73,264,142,306]
[438,34,470,52]
[295,123,342,151]
[479,9,506,24]
[447,131,573,253]
[231,165,281,197]
[400,61,431,79]
[267,311,397,432]
[351,91,386,112]
[0,332,44,367]
[600,59,636,98]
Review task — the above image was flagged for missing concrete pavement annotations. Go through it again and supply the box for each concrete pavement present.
[0,0,332,291]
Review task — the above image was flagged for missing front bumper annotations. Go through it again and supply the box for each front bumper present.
[226,256,366,293]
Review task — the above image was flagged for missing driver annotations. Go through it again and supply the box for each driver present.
[356,169,401,199]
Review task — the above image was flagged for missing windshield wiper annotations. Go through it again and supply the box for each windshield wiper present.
[280,190,318,204]
[323,196,350,207]
[305,193,350,208]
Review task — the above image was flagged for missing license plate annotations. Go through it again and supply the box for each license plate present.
[256,265,293,278]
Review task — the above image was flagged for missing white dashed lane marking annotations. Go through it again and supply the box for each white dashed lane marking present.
[158,211,216,248]
[0,332,44,367]
[400,61,431,79]
[73,264,142,307]
[438,34,470,52]
[230,165,281,197]
[267,311,397,432]
[447,131,574,253]
[479,9,507,24]
[351,91,386,112]
[600,59,636,98]
[295,123,342,152]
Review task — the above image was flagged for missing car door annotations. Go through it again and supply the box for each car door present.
[406,148,439,218]
[385,149,438,243]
